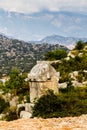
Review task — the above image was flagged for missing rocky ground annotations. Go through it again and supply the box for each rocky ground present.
[0,115,87,130]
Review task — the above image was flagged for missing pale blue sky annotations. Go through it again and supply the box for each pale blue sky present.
[0,0,87,41]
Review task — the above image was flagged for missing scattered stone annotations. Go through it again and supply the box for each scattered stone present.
[10,96,19,107]
[59,83,67,89]
[0,114,5,120]
[20,111,32,119]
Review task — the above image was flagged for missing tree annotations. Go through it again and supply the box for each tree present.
[75,41,83,50]
[45,49,67,61]
[4,68,29,96]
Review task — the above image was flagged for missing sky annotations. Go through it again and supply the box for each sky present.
[0,0,87,41]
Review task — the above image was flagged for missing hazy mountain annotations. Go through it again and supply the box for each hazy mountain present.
[29,35,87,49]
[0,9,87,41]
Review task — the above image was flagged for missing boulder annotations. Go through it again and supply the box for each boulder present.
[59,83,67,89]
[25,103,34,113]
[10,96,19,107]
[20,111,32,119]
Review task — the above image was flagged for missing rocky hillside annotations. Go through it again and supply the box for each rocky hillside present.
[0,34,69,77]
[0,115,87,130]
[52,41,87,88]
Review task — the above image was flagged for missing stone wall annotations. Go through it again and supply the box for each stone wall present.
[30,79,58,103]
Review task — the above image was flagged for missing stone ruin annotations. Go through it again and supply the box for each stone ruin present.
[18,61,60,118]
[28,61,59,103]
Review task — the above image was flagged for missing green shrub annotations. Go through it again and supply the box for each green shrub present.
[0,96,9,114]
[5,106,18,121]
[32,90,59,118]
[32,87,87,118]
[3,68,29,96]
[45,49,67,61]
[75,41,84,50]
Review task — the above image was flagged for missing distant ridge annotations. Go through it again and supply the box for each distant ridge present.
[1,33,87,49]
[29,35,87,49]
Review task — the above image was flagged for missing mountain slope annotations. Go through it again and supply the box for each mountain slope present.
[0,34,68,76]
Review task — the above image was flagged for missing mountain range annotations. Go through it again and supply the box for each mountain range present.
[29,35,87,49]
[0,34,68,76]
[0,33,87,76]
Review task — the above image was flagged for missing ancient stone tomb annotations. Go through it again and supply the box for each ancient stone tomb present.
[28,61,59,103]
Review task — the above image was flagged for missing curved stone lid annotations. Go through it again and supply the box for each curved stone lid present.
[28,61,59,81]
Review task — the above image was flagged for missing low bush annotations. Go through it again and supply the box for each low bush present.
[0,96,9,114]
[45,49,67,61]
[32,87,87,118]
[5,106,18,121]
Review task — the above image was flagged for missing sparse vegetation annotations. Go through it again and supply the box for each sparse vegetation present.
[32,41,87,119]
[0,40,87,121]
[0,68,29,121]
[0,34,68,77]
[51,41,87,83]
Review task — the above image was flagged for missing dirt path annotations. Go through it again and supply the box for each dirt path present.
[0,115,87,130]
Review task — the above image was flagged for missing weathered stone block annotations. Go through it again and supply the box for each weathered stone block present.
[28,61,59,103]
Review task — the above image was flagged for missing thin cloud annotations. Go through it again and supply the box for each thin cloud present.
[0,0,87,14]
[52,14,83,28]
[0,27,8,34]
[52,19,62,28]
